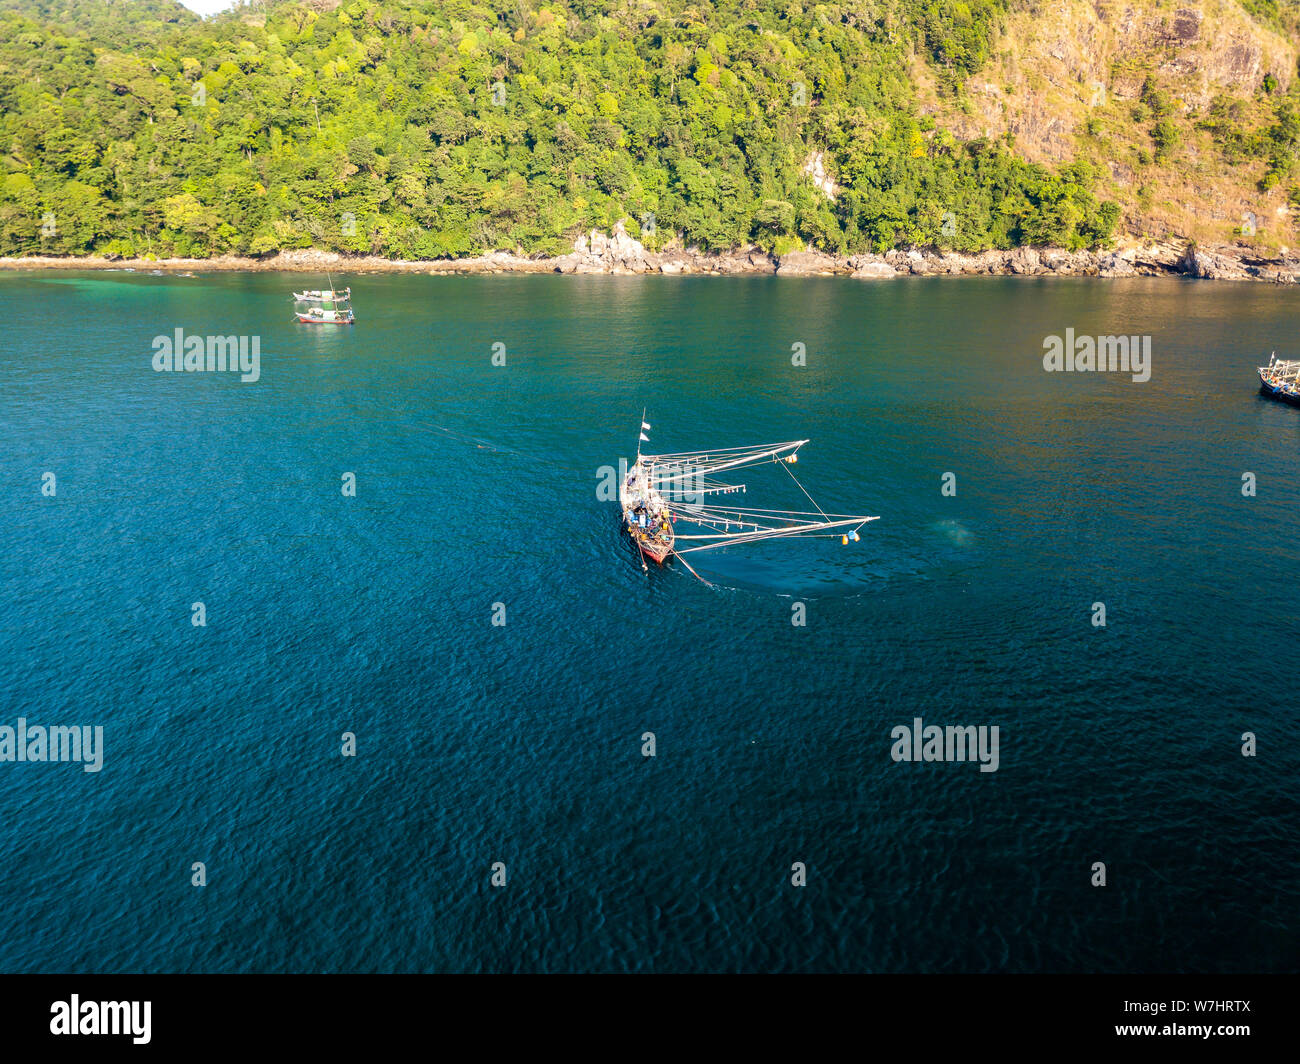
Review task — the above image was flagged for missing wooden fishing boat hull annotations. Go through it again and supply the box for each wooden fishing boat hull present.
[1259,371,1300,404]
[297,315,355,325]
[623,515,674,564]
[635,536,674,565]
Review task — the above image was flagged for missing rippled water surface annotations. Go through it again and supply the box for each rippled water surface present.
[0,271,1296,972]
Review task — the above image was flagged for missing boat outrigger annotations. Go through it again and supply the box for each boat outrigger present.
[293,279,355,325]
[619,415,878,574]
[1259,352,1300,406]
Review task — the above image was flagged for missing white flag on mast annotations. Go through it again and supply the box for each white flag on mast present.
[641,421,651,430]
[639,432,649,441]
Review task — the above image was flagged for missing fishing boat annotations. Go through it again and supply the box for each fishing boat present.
[619,415,878,574]
[1259,352,1300,405]
[294,276,355,325]
[292,287,350,301]
[620,455,676,564]
[296,303,355,325]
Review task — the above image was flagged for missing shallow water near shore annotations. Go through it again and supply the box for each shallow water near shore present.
[0,270,1297,972]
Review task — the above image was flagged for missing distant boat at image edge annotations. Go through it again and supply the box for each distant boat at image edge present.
[1259,352,1300,405]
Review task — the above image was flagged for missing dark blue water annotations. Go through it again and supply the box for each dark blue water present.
[1,271,1296,972]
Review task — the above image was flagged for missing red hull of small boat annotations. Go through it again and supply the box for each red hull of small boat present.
[638,541,672,565]
[624,519,674,565]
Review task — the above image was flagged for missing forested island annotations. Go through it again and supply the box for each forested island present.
[1,0,1299,268]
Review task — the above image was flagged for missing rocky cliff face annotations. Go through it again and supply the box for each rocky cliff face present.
[941,1,1295,161]
[558,221,649,273]
[554,220,773,275]
[800,152,839,202]
[915,1,1299,248]
[544,224,1300,282]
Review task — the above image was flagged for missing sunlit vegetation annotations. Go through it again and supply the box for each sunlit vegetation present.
[0,0,1121,258]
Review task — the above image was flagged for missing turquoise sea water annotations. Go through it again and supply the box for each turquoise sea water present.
[0,270,1297,972]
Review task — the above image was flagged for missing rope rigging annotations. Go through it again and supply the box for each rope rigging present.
[632,432,878,555]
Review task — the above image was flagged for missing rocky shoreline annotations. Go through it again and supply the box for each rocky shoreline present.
[3,223,1296,283]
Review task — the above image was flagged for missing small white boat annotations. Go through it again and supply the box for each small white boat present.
[293,278,354,324]
[297,305,355,325]
[293,287,350,301]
